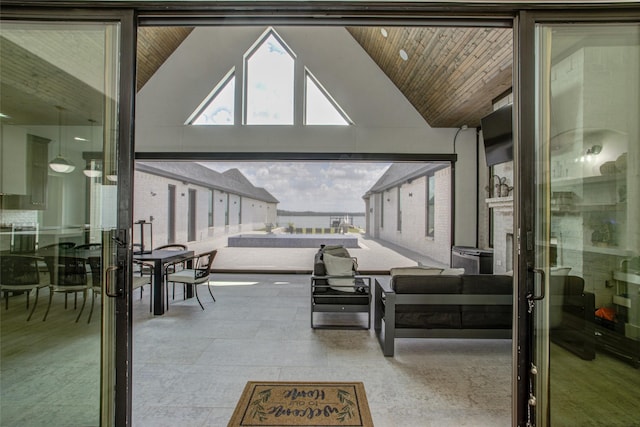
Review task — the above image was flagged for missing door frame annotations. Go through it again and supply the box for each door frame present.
[0,6,137,426]
[515,9,640,427]
[4,2,640,426]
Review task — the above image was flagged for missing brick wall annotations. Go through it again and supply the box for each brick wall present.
[134,170,276,248]
[369,166,452,265]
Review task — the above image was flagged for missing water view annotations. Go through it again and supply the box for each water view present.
[276,213,365,229]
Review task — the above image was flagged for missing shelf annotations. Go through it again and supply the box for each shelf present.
[552,174,624,188]
[614,271,640,286]
[551,202,626,213]
[557,245,635,257]
[613,295,631,308]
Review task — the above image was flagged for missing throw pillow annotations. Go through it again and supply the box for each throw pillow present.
[323,253,356,292]
[390,266,443,276]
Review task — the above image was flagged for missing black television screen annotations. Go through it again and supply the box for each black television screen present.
[481,104,513,167]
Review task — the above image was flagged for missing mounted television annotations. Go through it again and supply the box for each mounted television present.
[481,104,513,167]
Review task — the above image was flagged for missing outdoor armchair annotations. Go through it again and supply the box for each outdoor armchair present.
[165,250,217,310]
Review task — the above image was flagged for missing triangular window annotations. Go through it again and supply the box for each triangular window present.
[244,29,295,125]
[187,27,352,127]
[187,69,235,125]
[305,70,351,125]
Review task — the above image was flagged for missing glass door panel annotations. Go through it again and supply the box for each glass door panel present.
[0,20,122,425]
[534,23,640,425]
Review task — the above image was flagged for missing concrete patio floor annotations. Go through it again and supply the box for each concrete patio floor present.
[132,273,512,427]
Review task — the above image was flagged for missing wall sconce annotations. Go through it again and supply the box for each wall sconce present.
[387,198,391,202]
[234,201,237,204]
[220,199,223,202]
[181,193,185,197]
[150,191,157,197]
[409,192,413,197]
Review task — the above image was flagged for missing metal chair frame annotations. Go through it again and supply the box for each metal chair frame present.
[42,256,91,322]
[0,255,48,321]
[165,250,217,310]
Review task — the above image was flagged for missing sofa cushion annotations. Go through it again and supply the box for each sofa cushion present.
[390,266,443,276]
[391,275,462,294]
[313,286,369,305]
[561,276,587,310]
[461,275,512,294]
[461,307,512,329]
[396,310,462,329]
[460,275,512,329]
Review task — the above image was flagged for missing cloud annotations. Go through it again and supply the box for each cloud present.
[201,161,390,212]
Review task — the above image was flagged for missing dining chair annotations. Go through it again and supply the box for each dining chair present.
[75,243,103,251]
[165,250,217,310]
[132,260,153,313]
[39,242,76,251]
[0,255,48,321]
[85,256,103,323]
[42,256,91,322]
[154,243,188,301]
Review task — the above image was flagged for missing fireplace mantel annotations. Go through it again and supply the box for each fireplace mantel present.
[486,196,513,211]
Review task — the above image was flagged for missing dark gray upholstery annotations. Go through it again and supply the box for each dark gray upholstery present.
[549,275,595,360]
[374,274,513,356]
[311,245,371,329]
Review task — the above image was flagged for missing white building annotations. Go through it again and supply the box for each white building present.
[363,163,452,265]
[134,162,278,247]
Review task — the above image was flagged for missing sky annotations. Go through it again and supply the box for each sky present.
[201,161,391,213]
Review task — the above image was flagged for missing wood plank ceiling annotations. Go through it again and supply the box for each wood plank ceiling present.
[137,26,513,128]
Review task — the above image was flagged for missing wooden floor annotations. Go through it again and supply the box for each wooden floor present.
[550,343,640,426]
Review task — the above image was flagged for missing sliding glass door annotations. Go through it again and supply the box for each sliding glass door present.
[519,12,640,426]
[0,9,135,426]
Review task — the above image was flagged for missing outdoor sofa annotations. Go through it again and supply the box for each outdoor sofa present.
[374,270,513,356]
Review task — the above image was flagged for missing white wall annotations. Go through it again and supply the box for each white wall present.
[368,167,452,265]
[134,170,277,247]
[136,25,479,248]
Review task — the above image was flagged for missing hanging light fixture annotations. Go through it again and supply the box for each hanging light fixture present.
[83,119,102,178]
[49,106,75,173]
[84,160,102,178]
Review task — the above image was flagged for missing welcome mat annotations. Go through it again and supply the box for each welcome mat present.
[228,381,374,427]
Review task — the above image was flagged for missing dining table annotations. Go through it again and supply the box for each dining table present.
[133,249,195,315]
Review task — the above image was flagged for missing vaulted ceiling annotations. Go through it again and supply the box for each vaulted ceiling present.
[137,26,513,128]
[0,25,512,129]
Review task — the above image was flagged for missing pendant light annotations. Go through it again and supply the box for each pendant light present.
[49,106,75,173]
[83,119,102,178]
